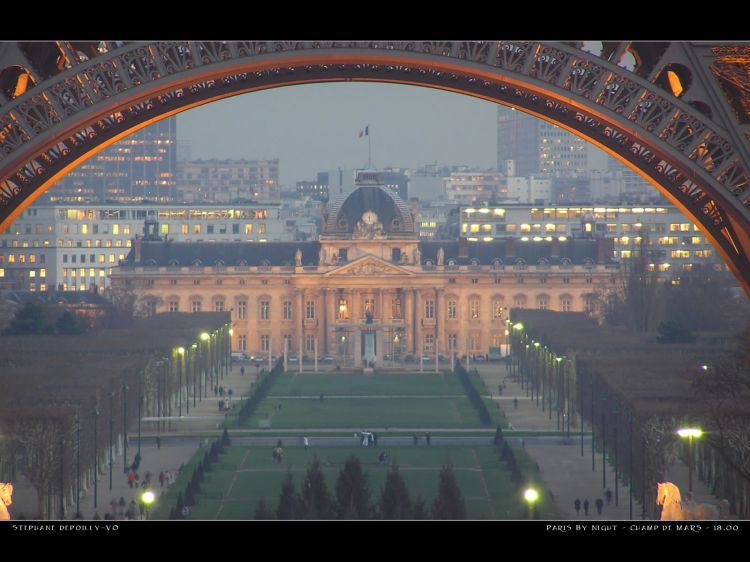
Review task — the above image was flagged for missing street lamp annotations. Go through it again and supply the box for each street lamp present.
[109,391,114,491]
[677,427,703,493]
[524,487,539,519]
[141,489,156,520]
[122,383,129,473]
[92,408,99,509]
[177,347,185,417]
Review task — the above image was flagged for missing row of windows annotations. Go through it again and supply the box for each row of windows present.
[57,239,131,248]
[63,268,111,278]
[171,223,267,235]
[63,253,123,264]
[163,295,576,318]
[1,254,46,264]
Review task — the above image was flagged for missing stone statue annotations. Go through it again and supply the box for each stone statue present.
[0,482,12,520]
[437,246,445,266]
[295,248,302,267]
[656,482,729,520]
[319,247,327,265]
[413,246,421,265]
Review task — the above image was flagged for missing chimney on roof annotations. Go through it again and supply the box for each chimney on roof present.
[134,234,142,263]
[597,238,614,263]
[505,238,515,258]
[551,238,561,258]
[458,237,469,258]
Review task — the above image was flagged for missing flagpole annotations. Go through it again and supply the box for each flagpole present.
[368,127,372,168]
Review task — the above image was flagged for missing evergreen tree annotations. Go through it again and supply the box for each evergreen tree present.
[55,310,86,334]
[299,456,334,519]
[276,470,300,520]
[254,498,275,519]
[335,456,372,519]
[175,492,184,517]
[4,302,52,335]
[184,485,195,507]
[412,494,429,520]
[379,463,412,519]
[432,463,466,520]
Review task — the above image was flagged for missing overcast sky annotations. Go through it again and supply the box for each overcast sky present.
[176,82,499,187]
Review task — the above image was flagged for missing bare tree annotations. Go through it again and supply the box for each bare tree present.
[6,416,68,518]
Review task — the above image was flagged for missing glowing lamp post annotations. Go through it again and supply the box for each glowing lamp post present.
[141,490,156,520]
[177,347,185,417]
[524,487,539,519]
[677,428,703,493]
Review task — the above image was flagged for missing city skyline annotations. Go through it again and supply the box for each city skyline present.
[177,82,499,187]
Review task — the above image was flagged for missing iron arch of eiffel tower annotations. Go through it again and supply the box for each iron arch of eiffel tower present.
[2,41,750,294]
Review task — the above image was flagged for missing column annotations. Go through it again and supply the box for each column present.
[404,288,413,354]
[321,288,328,355]
[297,288,304,356]
[413,288,422,357]
[436,288,444,358]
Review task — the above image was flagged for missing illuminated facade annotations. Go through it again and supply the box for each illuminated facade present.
[458,204,727,276]
[46,118,177,203]
[177,158,280,202]
[0,202,286,293]
[113,171,619,364]
[497,106,609,176]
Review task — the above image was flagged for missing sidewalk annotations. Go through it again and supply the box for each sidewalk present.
[475,362,732,520]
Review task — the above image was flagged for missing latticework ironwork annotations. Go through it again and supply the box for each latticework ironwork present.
[1,41,750,291]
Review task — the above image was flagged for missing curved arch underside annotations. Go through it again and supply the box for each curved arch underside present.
[2,41,750,294]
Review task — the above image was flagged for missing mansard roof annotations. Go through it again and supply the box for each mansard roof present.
[418,238,616,266]
[124,241,321,267]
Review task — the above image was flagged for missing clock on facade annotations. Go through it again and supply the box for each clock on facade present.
[362,211,378,225]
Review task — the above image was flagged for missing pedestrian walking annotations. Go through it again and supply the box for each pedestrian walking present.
[583,499,590,516]
[574,498,581,515]
[156,436,161,450]
[240,366,245,377]
[513,398,519,409]
[127,469,135,489]
[595,498,603,515]
[159,471,165,488]
[605,488,612,505]
[303,436,309,450]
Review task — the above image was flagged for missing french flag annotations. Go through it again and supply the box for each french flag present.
[359,125,369,138]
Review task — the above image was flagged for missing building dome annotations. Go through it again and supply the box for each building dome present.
[324,184,415,237]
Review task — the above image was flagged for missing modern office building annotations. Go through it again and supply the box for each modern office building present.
[177,158,280,202]
[0,201,287,293]
[458,203,727,276]
[46,117,178,203]
[497,106,610,176]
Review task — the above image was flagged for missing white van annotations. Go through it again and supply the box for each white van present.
[231,352,249,362]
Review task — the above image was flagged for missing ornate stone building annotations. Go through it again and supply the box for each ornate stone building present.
[112,171,619,366]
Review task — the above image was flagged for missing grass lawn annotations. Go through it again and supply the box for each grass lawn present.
[238,396,506,429]
[168,445,556,520]
[267,371,465,396]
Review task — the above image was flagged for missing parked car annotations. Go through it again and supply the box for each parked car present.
[403,354,416,363]
[322,355,334,363]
